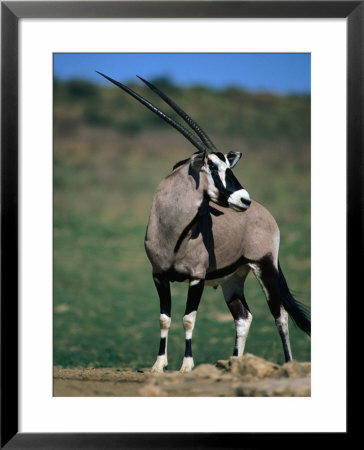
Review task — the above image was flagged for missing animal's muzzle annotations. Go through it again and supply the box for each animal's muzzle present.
[228,189,251,211]
[240,198,251,209]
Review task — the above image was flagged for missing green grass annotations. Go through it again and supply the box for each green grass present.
[53,78,310,370]
[54,127,310,370]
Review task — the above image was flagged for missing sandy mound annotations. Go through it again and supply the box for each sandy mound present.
[53,353,310,397]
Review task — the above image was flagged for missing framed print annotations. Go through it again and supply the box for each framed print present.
[2,1,360,447]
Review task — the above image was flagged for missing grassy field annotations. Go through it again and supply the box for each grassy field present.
[54,81,310,370]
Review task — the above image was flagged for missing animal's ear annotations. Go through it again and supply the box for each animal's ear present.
[189,152,206,172]
[226,151,242,168]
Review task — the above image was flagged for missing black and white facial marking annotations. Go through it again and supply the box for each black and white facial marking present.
[202,151,251,212]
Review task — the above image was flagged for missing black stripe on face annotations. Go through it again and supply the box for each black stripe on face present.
[215,152,226,162]
[225,169,244,192]
[208,160,244,205]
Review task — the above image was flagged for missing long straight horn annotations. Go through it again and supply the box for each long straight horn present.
[137,76,215,151]
[96,71,209,154]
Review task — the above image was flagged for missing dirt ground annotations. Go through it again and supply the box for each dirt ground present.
[54,353,310,397]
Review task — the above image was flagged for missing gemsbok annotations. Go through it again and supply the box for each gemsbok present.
[97,72,311,373]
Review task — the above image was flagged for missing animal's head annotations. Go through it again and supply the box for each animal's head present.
[97,71,251,212]
[189,151,250,212]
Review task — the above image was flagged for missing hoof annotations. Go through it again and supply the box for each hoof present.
[180,357,194,373]
[151,365,165,374]
[151,355,168,373]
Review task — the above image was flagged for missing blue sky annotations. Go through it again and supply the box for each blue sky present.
[54,53,310,94]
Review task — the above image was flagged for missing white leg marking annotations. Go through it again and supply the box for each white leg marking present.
[251,264,293,360]
[151,314,171,373]
[221,276,253,357]
[249,264,271,301]
[275,306,292,359]
[235,314,253,356]
[182,311,197,340]
[275,307,289,331]
[180,357,194,373]
[159,313,171,337]
[180,311,197,373]
[151,354,168,373]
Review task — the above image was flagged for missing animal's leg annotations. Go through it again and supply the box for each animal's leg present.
[180,279,204,373]
[151,273,171,373]
[250,261,293,362]
[221,275,252,357]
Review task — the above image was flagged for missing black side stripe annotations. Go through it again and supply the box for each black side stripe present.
[206,256,250,280]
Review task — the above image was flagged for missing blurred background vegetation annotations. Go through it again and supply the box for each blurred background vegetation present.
[54,77,310,370]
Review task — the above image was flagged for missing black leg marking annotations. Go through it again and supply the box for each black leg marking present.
[184,339,192,357]
[226,296,250,320]
[152,274,172,372]
[251,261,293,362]
[222,274,252,358]
[153,274,171,317]
[181,280,204,372]
[158,337,166,356]
[185,280,204,315]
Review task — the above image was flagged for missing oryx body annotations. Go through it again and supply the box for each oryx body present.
[98,72,310,373]
[145,159,278,286]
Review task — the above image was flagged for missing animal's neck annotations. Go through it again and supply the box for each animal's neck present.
[145,162,212,275]
[147,162,207,242]
[165,163,206,222]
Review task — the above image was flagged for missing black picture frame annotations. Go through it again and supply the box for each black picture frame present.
[1,1,359,448]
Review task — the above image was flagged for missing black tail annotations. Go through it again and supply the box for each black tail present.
[278,261,311,336]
